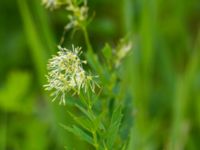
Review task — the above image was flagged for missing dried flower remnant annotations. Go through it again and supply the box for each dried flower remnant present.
[44,45,97,105]
[42,0,67,10]
[114,40,132,67]
[42,0,58,9]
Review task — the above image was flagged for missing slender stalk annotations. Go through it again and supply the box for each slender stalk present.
[92,130,99,150]
[89,107,99,150]
[84,92,99,150]
[79,90,99,149]
[82,26,93,52]
[81,25,100,150]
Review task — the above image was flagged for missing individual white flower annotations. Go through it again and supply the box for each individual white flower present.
[44,45,97,105]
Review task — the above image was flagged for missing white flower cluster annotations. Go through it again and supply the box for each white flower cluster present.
[42,0,88,28]
[65,0,88,30]
[44,45,97,105]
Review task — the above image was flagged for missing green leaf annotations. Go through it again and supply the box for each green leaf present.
[106,106,123,149]
[119,94,133,142]
[94,111,106,132]
[68,111,93,132]
[102,43,112,62]
[61,124,94,145]
[86,51,103,75]
[75,104,95,121]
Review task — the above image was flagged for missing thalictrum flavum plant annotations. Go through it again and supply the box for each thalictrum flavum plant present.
[43,0,133,149]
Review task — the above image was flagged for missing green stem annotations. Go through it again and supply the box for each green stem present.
[92,130,99,150]
[82,26,93,52]
[85,94,99,150]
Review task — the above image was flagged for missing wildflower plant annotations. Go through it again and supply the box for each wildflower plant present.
[43,0,133,149]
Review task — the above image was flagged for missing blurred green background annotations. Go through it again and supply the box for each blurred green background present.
[0,0,200,149]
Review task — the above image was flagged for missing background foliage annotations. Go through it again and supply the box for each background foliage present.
[0,0,200,149]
